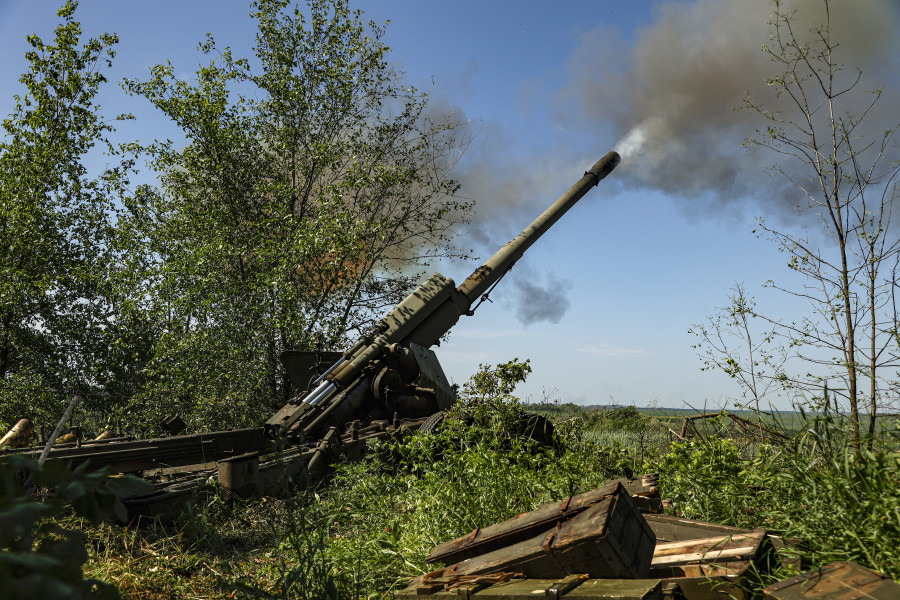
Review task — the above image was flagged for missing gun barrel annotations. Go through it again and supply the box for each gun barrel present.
[457,151,620,304]
[266,152,621,438]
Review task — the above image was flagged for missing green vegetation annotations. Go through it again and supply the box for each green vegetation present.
[0,1,137,432]
[12,364,871,599]
[0,456,150,600]
[692,0,900,443]
[76,360,641,599]
[3,1,900,598]
[0,0,472,435]
[3,359,898,598]
[655,417,900,578]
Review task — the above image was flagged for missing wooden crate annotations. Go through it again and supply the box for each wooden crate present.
[440,486,655,580]
[649,531,775,600]
[762,561,900,600]
[428,478,660,566]
[427,481,621,565]
[644,514,804,571]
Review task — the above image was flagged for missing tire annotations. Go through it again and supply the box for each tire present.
[518,413,557,449]
[418,410,446,435]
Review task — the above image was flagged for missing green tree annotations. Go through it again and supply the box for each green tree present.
[0,1,132,429]
[123,0,472,430]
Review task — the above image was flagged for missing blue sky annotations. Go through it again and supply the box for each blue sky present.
[2,1,899,410]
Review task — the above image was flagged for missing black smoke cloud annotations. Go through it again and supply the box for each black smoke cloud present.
[445,123,588,327]
[505,266,572,326]
[448,125,593,325]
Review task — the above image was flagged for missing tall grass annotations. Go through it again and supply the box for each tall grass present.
[652,415,900,578]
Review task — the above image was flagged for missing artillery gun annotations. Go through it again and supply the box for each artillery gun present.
[4,151,620,517]
[266,151,621,443]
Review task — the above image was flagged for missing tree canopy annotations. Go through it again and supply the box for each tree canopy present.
[0,0,473,433]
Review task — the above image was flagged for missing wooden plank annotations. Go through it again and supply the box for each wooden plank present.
[648,531,776,600]
[644,514,754,542]
[651,531,766,566]
[645,514,805,571]
[652,545,761,567]
[652,531,765,555]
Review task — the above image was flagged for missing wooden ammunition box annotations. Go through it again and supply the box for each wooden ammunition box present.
[441,486,655,580]
[650,531,775,600]
[762,561,900,600]
[428,481,621,565]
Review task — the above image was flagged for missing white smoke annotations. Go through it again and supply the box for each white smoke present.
[617,120,652,161]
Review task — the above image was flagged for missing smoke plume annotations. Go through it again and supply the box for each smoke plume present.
[448,126,590,325]
[562,0,900,213]
[445,0,900,325]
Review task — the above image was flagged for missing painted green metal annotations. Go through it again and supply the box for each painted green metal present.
[265,153,621,442]
[396,575,664,600]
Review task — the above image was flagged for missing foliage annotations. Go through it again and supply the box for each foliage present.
[0,455,151,600]
[584,405,649,432]
[59,397,900,599]
[653,416,900,579]
[0,1,137,429]
[437,358,538,446]
[118,0,473,431]
[461,358,532,401]
[690,286,790,420]
[226,360,633,598]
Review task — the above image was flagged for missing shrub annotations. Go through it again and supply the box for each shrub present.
[253,359,636,598]
[0,455,151,600]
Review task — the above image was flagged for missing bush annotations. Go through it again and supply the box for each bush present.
[652,416,900,579]
[252,359,636,598]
